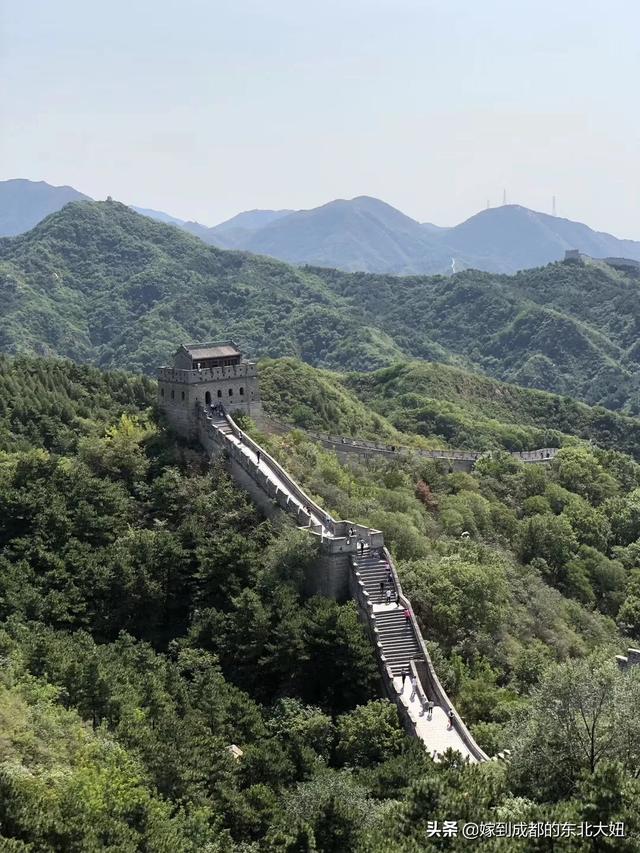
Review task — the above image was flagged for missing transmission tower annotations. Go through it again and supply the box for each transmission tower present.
[552,195,557,217]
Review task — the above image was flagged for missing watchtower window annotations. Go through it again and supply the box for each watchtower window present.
[181,391,185,401]
[205,391,212,405]
[171,389,175,400]
[239,386,244,396]
[160,388,165,397]
[217,389,222,398]
[228,388,233,396]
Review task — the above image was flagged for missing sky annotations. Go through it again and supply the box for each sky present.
[1,0,638,235]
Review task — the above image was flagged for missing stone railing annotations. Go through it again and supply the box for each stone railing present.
[198,407,324,535]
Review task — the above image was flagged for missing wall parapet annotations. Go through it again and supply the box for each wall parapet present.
[381,544,489,762]
[349,545,489,763]
[224,411,333,530]
[259,415,558,466]
[196,403,487,762]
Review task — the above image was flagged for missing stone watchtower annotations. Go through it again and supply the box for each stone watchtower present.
[157,340,262,439]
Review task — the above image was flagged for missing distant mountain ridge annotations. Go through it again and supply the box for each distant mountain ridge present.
[3,199,640,414]
[2,178,640,275]
[0,179,90,237]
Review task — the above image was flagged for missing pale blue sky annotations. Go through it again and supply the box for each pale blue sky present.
[1,0,638,234]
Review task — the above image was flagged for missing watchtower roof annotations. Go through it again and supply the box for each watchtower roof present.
[179,340,241,360]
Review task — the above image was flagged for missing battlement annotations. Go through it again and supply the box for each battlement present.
[157,362,258,384]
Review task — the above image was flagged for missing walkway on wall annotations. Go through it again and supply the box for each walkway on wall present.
[354,547,482,762]
[261,415,559,466]
[201,405,487,763]
[209,413,334,535]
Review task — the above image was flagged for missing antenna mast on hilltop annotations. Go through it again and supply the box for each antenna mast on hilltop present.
[552,195,557,217]
[486,199,490,209]
[502,188,507,206]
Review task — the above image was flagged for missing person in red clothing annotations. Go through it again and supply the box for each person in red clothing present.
[404,608,412,624]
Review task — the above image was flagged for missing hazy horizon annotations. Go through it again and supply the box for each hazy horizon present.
[2,0,639,237]
[6,177,640,241]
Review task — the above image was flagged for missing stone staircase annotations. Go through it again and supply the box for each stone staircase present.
[374,609,423,676]
[354,548,421,676]
[209,412,233,435]
[355,547,396,604]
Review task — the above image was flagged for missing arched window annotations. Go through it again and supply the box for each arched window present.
[217,389,222,398]
[181,391,185,401]
[205,391,212,405]
[239,386,244,396]
[160,388,165,397]
[228,388,233,396]
[171,389,175,400]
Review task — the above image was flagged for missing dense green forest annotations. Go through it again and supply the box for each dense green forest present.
[1,354,640,850]
[259,357,640,459]
[2,200,640,412]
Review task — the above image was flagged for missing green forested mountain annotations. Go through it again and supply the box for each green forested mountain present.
[0,199,402,375]
[1,354,640,849]
[316,260,640,412]
[344,361,640,458]
[2,200,640,413]
[258,357,640,461]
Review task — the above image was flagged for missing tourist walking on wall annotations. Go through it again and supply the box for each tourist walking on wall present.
[358,538,365,555]
[401,666,408,690]
[385,588,392,605]
[410,674,417,701]
[256,450,261,464]
[404,607,412,626]
[379,580,385,599]
[447,709,455,729]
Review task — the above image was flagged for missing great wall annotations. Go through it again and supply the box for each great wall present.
[157,341,635,762]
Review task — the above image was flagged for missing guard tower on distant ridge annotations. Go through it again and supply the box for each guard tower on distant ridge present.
[157,340,262,438]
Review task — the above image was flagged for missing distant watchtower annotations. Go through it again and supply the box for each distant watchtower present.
[157,340,262,438]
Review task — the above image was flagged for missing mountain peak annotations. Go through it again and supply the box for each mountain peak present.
[0,178,91,238]
[2,180,640,276]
